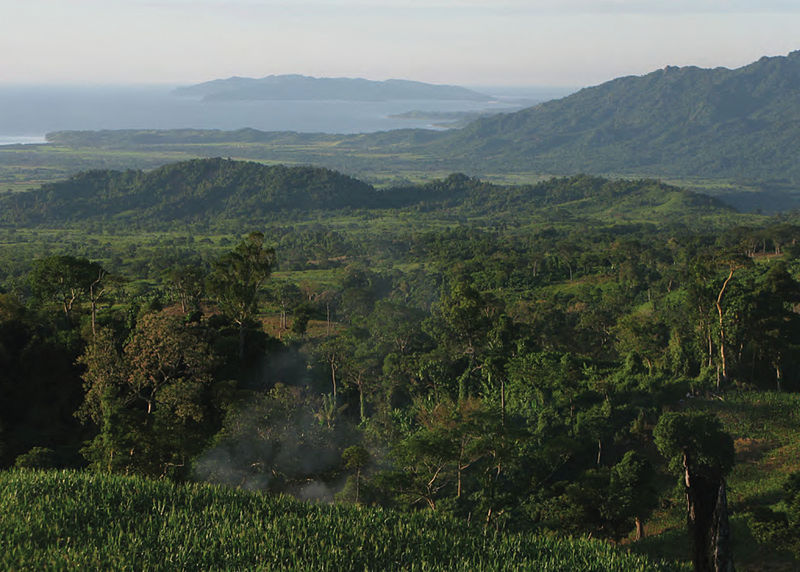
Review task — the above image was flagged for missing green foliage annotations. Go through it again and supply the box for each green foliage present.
[653,411,735,480]
[13,447,57,469]
[77,312,220,477]
[28,255,103,325]
[4,153,800,567]
[207,232,275,327]
[1,158,379,225]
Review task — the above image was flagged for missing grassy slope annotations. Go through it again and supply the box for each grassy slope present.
[0,470,684,571]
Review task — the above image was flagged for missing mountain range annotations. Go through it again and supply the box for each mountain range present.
[431,50,800,182]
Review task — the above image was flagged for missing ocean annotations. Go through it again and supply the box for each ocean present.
[0,84,575,144]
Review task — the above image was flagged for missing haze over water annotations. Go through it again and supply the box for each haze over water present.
[0,84,575,144]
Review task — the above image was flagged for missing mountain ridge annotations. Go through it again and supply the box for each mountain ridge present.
[432,50,800,180]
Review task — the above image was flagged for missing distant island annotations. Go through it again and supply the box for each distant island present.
[172,74,493,102]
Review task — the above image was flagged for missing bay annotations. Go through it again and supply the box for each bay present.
[0,84,576,141]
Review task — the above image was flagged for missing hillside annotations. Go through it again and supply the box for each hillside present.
[0,470,682,571]
[0,158,379,224]
[173,74,491,102]
[0,159,735,228]
[435,51,800,181]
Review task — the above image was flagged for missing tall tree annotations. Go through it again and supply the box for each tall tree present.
[207,232,275,359]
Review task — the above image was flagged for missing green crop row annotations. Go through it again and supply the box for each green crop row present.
[0,470,686,571]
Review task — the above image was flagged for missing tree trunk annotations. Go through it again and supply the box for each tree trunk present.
[358,382,365,423]
[635,516,645,541]
[238,322,246,361]
[330,358,337,400]
[91,298,98,338]
[500,376,506,427]
[715,267,736,386]
[684,451,734,572]
[326,303,331,336]
[711,481,735,572]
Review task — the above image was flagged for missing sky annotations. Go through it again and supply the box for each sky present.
[1,0,798,87]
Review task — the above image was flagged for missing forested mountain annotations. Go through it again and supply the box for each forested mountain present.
[173,75,491,102]
[435,50,800,180]
[0,159,732,226]
[0,159,378,224]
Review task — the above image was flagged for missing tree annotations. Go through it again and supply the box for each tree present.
[713,253,750,386]
[28,255,104,327]
[342,445,370,503]
[167,264,205,314]
[207,232,275,359]
[336,327,382,422]
[654,412,735,572]
[430,280,493,402]
[609,451,657,541]
[268,280,302,330]
[77,312,218,477]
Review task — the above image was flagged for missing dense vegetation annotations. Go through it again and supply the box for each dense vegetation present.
[2,159,800,569]
[0,158,732,227]
[0,159,377,224]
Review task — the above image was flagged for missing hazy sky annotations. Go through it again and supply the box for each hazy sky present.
[1,0,798,87]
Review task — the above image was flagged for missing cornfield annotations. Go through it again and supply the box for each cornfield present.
[0,470,685,571]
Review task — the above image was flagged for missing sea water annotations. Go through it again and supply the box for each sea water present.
[0,84,575,144]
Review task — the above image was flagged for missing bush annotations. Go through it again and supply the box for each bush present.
[14,447,57,469]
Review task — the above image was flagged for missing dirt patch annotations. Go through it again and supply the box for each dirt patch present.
[734,437,774,463]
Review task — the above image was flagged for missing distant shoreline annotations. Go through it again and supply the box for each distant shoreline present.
[0,135,48,146]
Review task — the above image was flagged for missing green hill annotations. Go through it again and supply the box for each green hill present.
[0,158,379,224]
[0,470,683,571]
[435,51,800,182]
[0,159,737,229]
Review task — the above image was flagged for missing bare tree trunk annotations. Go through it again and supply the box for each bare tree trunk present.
[330,358,337,400]
[91,297,98,338]
[716,267,735,386]
[358,381,365,423]
[500,376,506,427]
[326,302,331,336]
